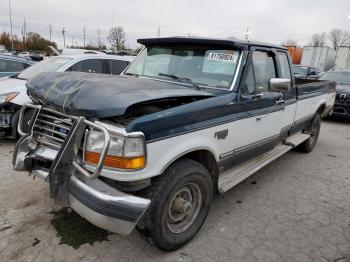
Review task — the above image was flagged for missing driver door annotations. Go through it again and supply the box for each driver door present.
[233,49,288,160]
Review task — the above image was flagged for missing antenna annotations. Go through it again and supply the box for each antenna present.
[244,27,251,41]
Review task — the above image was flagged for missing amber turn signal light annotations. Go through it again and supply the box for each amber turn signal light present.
[85,151,145,169]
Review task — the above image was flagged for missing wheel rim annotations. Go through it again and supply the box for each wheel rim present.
[167,183,202,234]
[309,119,320,145]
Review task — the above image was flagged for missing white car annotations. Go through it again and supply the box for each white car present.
[0,54,134,138]
[17,51,31,59]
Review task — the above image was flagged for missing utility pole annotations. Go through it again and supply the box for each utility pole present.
[112,8,115,28]
[62,27,66,48]
[83,25,86,48]
[97,28,101,49]
[71,36,74,47]
[23,18,27,49]
[8,0,14,51]
[49,24,52,42]
[157,26,161,38]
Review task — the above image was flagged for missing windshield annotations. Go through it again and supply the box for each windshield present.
[18,56,72,80]
[319,71,350,85]
[292,66,308,76]
[125,45,241,89]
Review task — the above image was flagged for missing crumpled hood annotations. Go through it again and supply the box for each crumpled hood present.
[0,77,30,105]
[26,72,214,118]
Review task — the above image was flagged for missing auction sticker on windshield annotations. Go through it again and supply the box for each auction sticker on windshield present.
[207,52,237,63]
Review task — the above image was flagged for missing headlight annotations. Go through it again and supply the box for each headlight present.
[84,130,145,170]
[0,92,19,105]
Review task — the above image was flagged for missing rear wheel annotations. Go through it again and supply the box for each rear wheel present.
[137,159,213,251]
[296,114,321,153]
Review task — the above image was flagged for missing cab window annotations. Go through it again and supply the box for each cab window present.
[69,59,103,73]
[252,51,276,92]
[242,50,276,94]
[277,52,292,79]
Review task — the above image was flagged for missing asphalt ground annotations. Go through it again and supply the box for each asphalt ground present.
[0,119,349,262]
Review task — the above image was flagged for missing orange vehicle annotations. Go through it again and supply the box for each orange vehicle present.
[286,46,303,64]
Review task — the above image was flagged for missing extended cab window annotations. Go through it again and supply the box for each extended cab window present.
[109,60,130,75]
[69,59,103,73]
[125,45,241,89]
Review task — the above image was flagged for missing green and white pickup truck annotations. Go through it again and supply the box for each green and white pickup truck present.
[13,37,336,251]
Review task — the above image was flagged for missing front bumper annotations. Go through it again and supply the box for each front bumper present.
[332,102,350,118]
[68,175,150,235]
[12,104,151,235]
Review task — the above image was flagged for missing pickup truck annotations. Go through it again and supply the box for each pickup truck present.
[12,37,336,251]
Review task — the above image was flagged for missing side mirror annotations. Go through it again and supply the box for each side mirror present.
[269,78,291,92]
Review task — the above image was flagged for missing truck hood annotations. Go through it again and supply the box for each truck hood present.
[26,72,214,118]
[0,77,31,105]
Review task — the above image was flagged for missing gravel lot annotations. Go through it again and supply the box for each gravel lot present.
[0,119,350,262]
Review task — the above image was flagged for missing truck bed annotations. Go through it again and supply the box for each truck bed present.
[296,78,336,97]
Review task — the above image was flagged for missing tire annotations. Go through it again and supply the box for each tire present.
[137,159,213,251]
[296,114,321,153]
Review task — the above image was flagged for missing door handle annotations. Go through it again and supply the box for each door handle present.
[276,99,285,105]
[256,114,268,121]
[252,93,264,100]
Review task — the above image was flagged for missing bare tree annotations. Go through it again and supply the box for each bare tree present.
[108,26,126,50]
[309,32,327,47]
[282,39,298,46]
[328,29,350,50]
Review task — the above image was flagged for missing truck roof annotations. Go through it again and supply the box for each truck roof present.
[138,36,287,50]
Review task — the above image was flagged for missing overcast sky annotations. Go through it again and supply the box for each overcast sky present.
[0,0,349,49]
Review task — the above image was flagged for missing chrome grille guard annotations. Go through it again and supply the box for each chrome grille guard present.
[18,104,111,180]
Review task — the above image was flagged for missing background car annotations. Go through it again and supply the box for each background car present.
[292,65,320,79]
[319,69,350,118]
[0,55,34,78]
[0,54,134,138]
[17,51,31,59]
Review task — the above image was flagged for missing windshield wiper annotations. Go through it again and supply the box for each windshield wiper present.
[158,73,202,91]
[124,72,139,77]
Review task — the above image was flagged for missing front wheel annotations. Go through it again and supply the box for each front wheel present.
[296,114,321,153]
[137,159,213,251]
